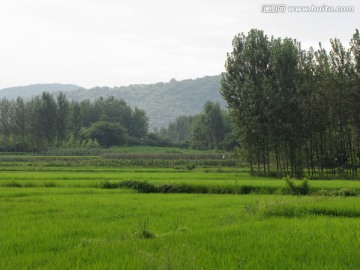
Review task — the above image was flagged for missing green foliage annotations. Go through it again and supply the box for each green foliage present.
[158,115,193,143]
[157,101,236,151]
[189,101,230,150]
[189,114,208,150]
[186,163,196,171]
[55,92,69,145]
[221,28,360,178]
[40,92,58,147]
[0,94,148,151]
[143,132,173,147]
[82,121,127,148]
[128,107,149,138]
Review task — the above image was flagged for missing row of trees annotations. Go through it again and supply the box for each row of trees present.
[0,93,235,152]
[155,101,237,150]
[0,93,148,151]
[221,29,360,178]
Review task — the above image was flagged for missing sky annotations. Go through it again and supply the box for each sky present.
[0,0,359,89]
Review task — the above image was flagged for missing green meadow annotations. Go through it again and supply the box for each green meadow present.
[1,153,360,269]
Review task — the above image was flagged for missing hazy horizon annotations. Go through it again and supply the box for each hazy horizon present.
[0,74,223,91]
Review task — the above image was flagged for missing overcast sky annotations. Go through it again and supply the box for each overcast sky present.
[0,0,358,89]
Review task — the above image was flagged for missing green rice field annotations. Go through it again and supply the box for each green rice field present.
[1,154,360,269]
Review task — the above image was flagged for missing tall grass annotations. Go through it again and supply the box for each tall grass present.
[1,189,360,269]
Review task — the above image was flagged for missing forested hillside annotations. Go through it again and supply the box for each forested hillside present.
[66,75,225,128]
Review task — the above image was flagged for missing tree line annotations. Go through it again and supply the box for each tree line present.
[0,93,148,151]
[221,29,360,178]
[0,93,236,152]
[154,101,237,151]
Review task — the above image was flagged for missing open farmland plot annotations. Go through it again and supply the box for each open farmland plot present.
[1,189,360,269]
[1,155,360,269]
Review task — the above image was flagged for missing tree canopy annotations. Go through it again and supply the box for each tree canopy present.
[221,29,360,178]
[0,93,148,151]
[156,101,236,151]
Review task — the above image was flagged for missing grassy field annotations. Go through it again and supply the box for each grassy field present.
[1,153,360,269]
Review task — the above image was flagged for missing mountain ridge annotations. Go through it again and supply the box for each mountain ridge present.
[0,83,80,99]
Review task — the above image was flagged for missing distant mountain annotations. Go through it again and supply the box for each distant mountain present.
[0,76,226,128]
[66,75,226,128]
[0,83,80,99]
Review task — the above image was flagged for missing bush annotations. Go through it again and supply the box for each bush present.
[82,121,127,148]
[186,163,196,170]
